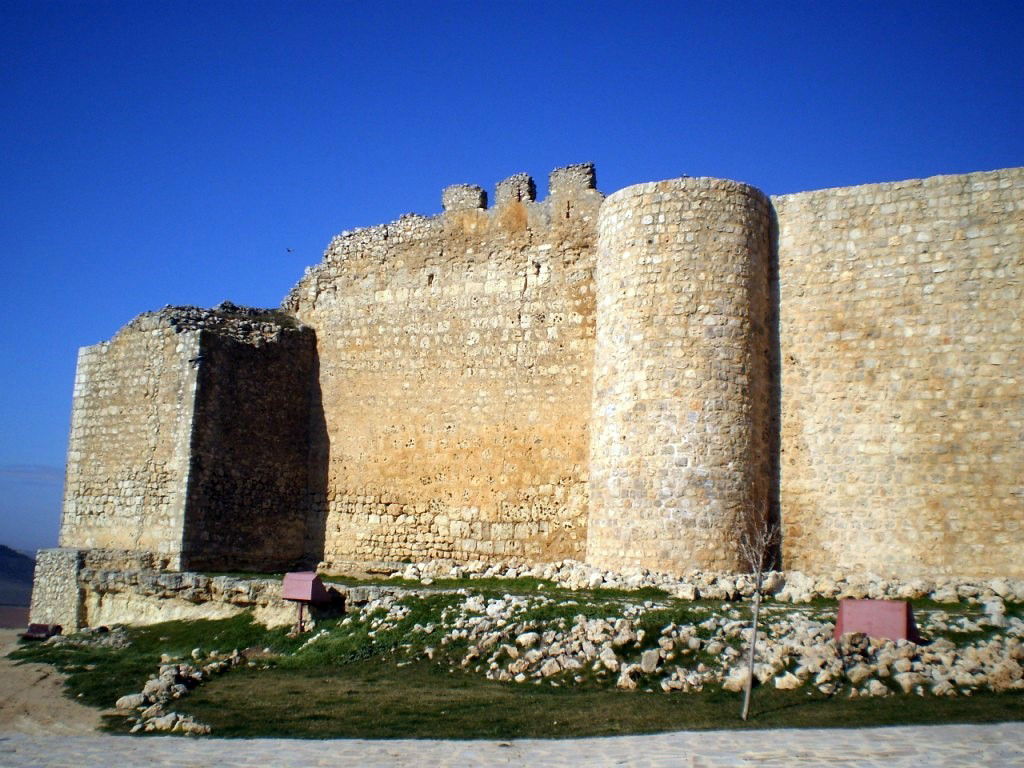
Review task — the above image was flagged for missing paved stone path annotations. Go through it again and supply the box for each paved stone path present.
[1,723,1022,767]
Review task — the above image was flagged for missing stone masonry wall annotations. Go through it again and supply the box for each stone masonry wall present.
[284,166,602,571]
[774,168,1024,580]
[181,321,317,571]
[587,178,775,574]
[28,548,83,629]
[58,321,199,568]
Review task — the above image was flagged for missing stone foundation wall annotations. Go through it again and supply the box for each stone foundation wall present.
[78,569,295,629]
[33,559,417,631]
[774,167,1024,579]
[587,177,775,573]
[286,166,602,571]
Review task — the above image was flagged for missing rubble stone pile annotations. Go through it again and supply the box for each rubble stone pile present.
[113,648,248,734]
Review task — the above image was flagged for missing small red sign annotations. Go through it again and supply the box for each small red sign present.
[834,599,920,642]
[282,571,329,603]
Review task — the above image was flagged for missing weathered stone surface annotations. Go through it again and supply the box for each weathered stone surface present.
[114,693,145,711]
[28,549,82,629]
[148,713,178,732]
[640,649,660,674]
[516,632,540,649]
[866,679,890,697]
[774,672,802,690]
[722,668,750,692]
[540,658,561,677]
[776,169,1024,581]
[847,663,873,685]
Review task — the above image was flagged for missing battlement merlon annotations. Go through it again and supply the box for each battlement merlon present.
[494,173,537,205]
[299,164,604,277]
[441,184,487,211]
[549,162,597,196]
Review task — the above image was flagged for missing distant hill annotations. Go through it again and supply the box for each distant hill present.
[0,545,35,606]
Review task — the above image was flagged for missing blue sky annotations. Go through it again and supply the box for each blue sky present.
[1,1,1021,553]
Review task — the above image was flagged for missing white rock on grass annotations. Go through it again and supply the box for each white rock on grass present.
[148,713,178,732]
[865,679,889,697]
[640,649,660,674]
[988,660,1024,691]
[115,693,145,710]
[616,667,638,690]
[672,584,697,600]
[540,659,561,677]
[846,664,872,685]
[983,599,1007,628]
[774,672,801,690]
[599,647,620,672]
[893,672,924,694]
[722,668,750,693]
[516,632,540,649]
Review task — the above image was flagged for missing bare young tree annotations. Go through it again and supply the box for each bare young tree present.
[737,511,781,721]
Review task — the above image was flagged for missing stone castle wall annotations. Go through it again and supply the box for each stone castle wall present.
[284,166,603,570]
[774,167,1023,580]
[587,178,775,574]
[41,164,1024,604]
[28,548,84,629]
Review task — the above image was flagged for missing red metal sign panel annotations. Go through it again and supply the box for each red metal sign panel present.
[282,571,329,603]
[833,598,920,643]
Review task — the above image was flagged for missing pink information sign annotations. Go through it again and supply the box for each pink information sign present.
[282,571,329,604]
[833,599,920,643]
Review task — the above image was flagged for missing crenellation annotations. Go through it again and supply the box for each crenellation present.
[288,167,604,572]
[32,164,1024,628]
[495,173,537,205]
[549,163,597,196]
[441,183,488,211]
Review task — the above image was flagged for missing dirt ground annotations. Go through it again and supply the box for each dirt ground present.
[0,629,104,735]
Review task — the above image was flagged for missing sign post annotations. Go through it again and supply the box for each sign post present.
[282,571,329,634]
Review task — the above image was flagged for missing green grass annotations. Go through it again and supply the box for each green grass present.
[198,571,285,581]
[323,573,671,602]
[10,615,301,709]
[278,593,459,667]
[10,588,1024,740]
[173,658,1024,739]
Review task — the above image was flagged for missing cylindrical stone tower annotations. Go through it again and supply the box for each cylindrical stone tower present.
[587,177,774,575]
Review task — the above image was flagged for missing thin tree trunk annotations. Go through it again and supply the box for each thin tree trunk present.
[741,569,763,721]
